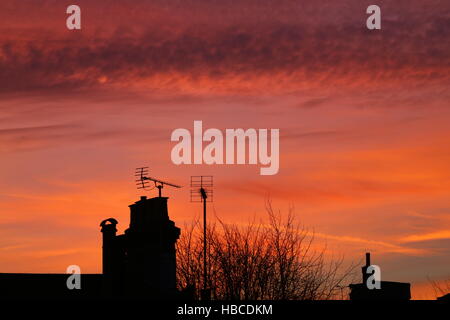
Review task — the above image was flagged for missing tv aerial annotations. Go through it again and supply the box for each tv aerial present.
[190,176,213,300]
[135,167,182,198]
[190,176,213,202]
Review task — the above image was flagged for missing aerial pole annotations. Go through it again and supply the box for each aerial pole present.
[201,187,207,297]
[191,176,213,300]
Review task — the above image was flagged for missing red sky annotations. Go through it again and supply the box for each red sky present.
[0,0,449,299]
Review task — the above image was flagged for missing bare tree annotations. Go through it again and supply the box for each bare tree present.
[177,200,356,300]
[428,277,450,298]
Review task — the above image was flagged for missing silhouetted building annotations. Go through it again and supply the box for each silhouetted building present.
[101,196,180,298]
[437,293,450,301]
[349,253,411,300]
[0,196,181,299]
[0,273,102,298]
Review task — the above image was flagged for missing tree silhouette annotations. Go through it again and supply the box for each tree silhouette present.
[177,200,356,300]
[429,277,450,298]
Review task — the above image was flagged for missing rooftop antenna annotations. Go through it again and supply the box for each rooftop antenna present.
[135,167,182,197]
[190,176,213,301]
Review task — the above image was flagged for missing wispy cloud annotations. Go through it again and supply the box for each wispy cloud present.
[314,232,429,256]
[0,1,448,95]
[400,230,450,243]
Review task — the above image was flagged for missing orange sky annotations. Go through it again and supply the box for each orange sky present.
[0,0,449,299]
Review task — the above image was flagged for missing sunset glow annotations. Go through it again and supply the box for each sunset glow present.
[1,0,449,300]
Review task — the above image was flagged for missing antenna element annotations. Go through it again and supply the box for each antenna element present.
[135,167,181,197]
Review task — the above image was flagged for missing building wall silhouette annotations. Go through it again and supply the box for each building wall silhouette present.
[100,196,180,297]
[349,253,411,300]
[0,196,181,299]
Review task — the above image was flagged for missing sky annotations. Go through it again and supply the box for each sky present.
[0,0,449,299]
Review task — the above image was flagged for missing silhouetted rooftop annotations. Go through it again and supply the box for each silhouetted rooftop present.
[0,273,102,298]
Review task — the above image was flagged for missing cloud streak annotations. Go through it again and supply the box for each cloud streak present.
[0,1,448,95]
[400,230,450,243]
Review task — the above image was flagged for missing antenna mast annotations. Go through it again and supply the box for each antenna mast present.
[135,167,182,197]
[191,176,213,301]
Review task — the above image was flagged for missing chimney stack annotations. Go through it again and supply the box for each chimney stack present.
[362,252,372,283]
[365,252,371,266]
